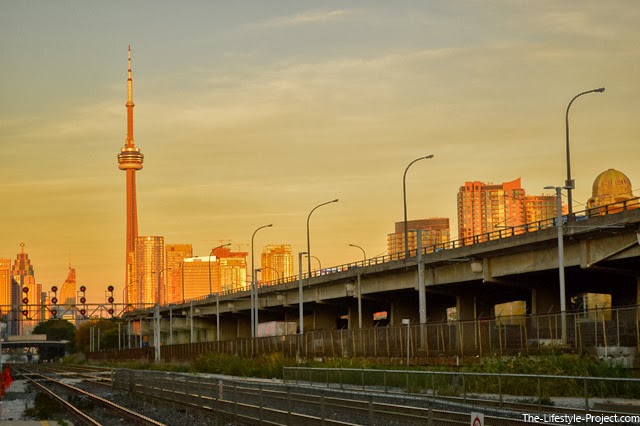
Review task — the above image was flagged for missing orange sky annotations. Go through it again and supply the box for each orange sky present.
[1,2,638,302]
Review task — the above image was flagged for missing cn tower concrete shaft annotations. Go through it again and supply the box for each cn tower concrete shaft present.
[117,46,144,305]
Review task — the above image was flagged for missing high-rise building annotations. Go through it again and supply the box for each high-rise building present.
[457,178,562,242]
[387,219,450,255]
[261,245,294,283]
[522,194,558,225]
[57,266,77,322]
[215,247,248,293]
[117,46,144,309]
[0,258,11,338]
[133,236,164,307]
[11,243,40,335]
[182,256,219,300]
[165,244,193,304]
[174,248,249,303]
[457,178,527,241]
[0,258,11,308]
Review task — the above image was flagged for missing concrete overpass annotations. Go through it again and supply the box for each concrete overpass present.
[128,201,640,352]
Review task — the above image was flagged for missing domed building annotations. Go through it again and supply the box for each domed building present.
[587,169,636,215]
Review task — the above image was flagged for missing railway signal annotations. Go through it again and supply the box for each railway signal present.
[51,285,59,318]
[22,287,29,305]
[79,285,87,317]
[107,285,115,316]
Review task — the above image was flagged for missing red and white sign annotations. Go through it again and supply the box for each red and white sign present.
[470,412,484,426]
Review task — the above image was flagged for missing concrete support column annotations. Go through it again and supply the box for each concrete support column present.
[531,286,561,316]
[390,293,419,326]
[610,276,639,308]
[312,306,339,331]
[348,301,377,329]
[455,295,477,354]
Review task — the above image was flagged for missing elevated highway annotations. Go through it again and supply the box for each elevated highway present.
[129,200,640,352]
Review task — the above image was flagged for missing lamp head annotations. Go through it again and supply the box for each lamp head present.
[595,87,605,93]
[423,154,434,159]
[331,198,339,203]
[543,186,556,190]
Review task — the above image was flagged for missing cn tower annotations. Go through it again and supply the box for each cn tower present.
[117,45,144,305]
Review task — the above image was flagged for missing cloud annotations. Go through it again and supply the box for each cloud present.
[259,9,352,28]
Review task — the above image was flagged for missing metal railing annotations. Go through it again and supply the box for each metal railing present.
[283,367,640,415]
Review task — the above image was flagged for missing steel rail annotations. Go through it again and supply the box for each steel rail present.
[13,366,166,426]
[123,371,530,425]
[23,375,102,426]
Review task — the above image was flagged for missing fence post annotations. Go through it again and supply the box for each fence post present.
[462,372,466,404]
[584,378,589,414]
[616,309,620,347]
[287,386,292,424]
[406,371,410,395]
[537,376,541,411]
[259,384,264,425]
[233,381,238,421]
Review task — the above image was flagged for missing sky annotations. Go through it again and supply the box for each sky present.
[1,1,639,302]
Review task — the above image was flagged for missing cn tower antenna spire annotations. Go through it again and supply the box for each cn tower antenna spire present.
[126,44,135,148]
[117,45,144,307]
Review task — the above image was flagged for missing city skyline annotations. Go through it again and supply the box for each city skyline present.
[1,1,639,301]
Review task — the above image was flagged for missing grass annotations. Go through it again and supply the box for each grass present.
[86,350,639,399]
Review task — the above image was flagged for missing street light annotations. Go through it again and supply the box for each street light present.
[306,199,338,278]
[307,255,321,272]
[262,266,280,283]
[348,243,367,263]
[298,251,308,334]
[155,267,171,362]
[403,155,434,258]
[565,87,605,216]
[251,224,272,338]
[544,185,571,345]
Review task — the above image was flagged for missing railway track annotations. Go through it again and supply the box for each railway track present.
[11,365,165,425]
[117,368,535,425]
[14,364,637,425]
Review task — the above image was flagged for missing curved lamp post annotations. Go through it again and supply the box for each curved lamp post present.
[565,87,605,216]
[349,243,367,263]
[403,155,434,258]
[307,255,321,272]
[251,224,272,337]
[262,266,280,283]
[306,199,338,278]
